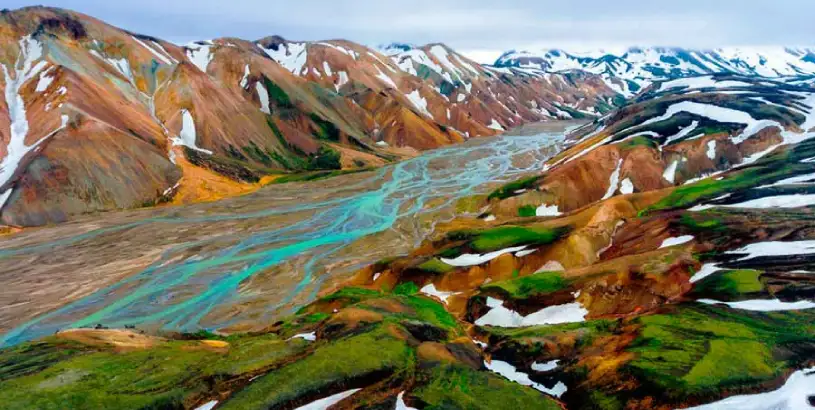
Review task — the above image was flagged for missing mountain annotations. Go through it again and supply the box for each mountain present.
[0,7,620,227]
[4,74,815,409]
[495,46,815,97]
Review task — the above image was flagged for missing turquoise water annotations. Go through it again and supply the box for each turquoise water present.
[0,128,567,346]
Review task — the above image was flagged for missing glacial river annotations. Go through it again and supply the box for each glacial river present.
[0,122,578,346]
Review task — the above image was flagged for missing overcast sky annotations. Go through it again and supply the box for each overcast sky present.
[6,0,815,63]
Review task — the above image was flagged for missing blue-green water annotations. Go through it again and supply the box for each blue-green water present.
[0,126,569,346]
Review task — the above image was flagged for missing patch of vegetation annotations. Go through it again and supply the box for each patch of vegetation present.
[642,160,811,215]
[184,147,266,183]
[414,365,562,410]
[221,325,412,409]
[678,212,727,233]
[416,258,455,274]
[517,205,537,217]
[487,176,540,200]
[273,167,372,184]
[401,295,458,329]
[484,319,617,342]
[393,282,420,295]
[317,287,382,304]
[262,76,294,109]
[623,304,815,400]
[454,195,486,214]
[481,271,569,299]
[691,269,764,299]
[618,135,659,151]
[309,113,342,141]
[459,225,569,253]
[0,333,306,410]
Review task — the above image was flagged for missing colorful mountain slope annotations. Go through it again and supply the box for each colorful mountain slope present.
[3,76,814,409]
[0,6,620,227]
[496,46,815,97]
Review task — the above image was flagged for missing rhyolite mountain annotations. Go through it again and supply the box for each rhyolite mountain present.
[0,7,619,227]
[3,74,815,409]
[496,46,815,97]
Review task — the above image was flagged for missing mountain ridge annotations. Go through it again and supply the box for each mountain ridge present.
[495,46,815,97]
[0,6,618,227]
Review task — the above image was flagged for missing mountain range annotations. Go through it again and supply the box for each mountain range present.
[495,46,815,96]
[0,6,618,227]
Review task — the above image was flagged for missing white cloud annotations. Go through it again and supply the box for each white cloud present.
[6,0,815,55]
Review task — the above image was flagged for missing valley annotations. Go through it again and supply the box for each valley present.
[2,4,815,410]
[0,121,578,347]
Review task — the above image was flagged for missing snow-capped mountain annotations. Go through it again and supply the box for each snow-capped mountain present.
[495,47,815,97]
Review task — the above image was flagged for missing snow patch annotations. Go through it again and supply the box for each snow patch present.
[620,178,634,195]
[375,67,397,89]
[484,360,568,398]
[420,284,460,304]
[531,360,560,372]
[256,82,271,114]
[718,194,815,209]
[395,391,417,410]
[706,140,717,160]
[686,367,814,410]
[536,204,562,217]
[663,160,679,184]
[602,159,623,200]
[294,389,361,410]
[171,110,213,156]
[690,264,722,283]
[185,43,212,73]
[441,246,528,267]
[239,64,250,88]
[132,36,173,65]
[405,90,432,118]
[659,235,695,249]
[194,400,218,410]
[697,298,815,311]
[475,297,588,328]
[1,36,68,210]
[262,42,308,75]
[289,332,316,342]
[726,240,815,261]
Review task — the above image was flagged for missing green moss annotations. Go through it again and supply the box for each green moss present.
[309,113,342,141]
[304,313,330,323]
[517,205,537,218]
[484,319,617,342]
[401,295,458,329]
[454,195,486,214]
[0,333,305,410]
[273,167,372,184]
[487,176,539,200]
[624,304,815,399]
[467,226,568,253]
[692,269,764,299]
[221,325,412,409]
[262,76,294,109]
[414,365,561,410]
[393,282,420,295]
[618,135,659,151]
[318,287,382,304]
[481,271,568,299]
[416,259,455,274]
[643,161,811,214]
[679,213,727,233]
[683,339,776,388]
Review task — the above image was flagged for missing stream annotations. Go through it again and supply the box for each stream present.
[0,121,578,346]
